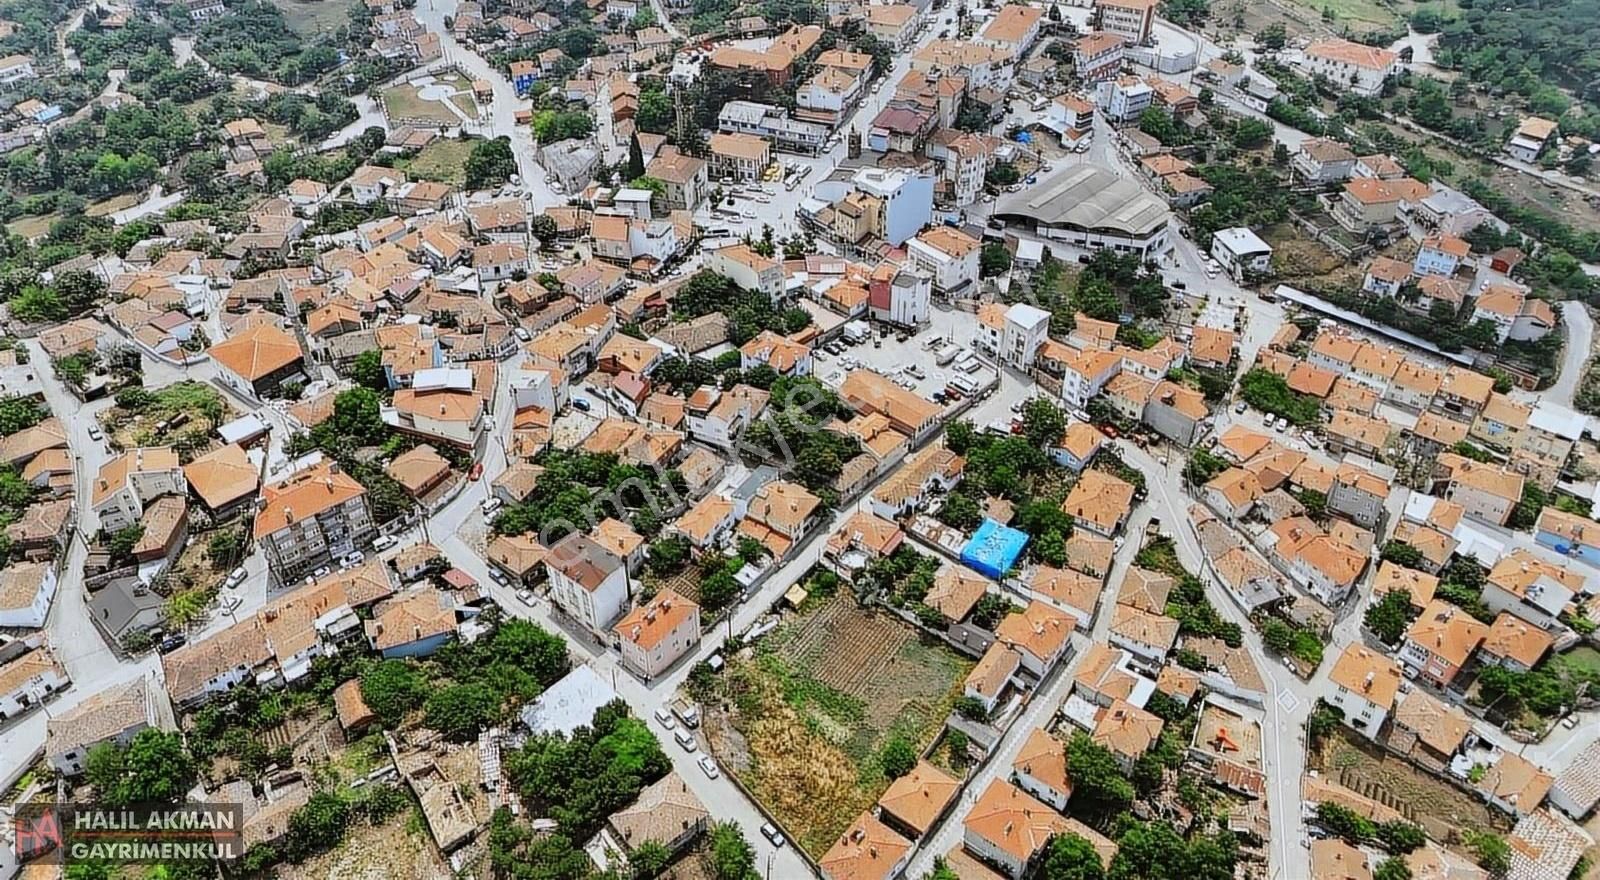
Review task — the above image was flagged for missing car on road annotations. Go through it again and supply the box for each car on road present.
[761,824,786,848]
[373,535,397,552]
[1273,417,1287,432]
[572,398,592,412]
[312,565,332,579]
[469,462,484,481]
[226,567,247,588]
[340,550,364,568]
[654,707,676,730]
[514,327,531,342]
[516,589,536,606]
[157,633,188,654]
[673,729,698,752]
[88,425,103,441]
[698,756,720,779]
[482,497,503,517]
[1234,401,1247,414]
[1563,713,1579,729]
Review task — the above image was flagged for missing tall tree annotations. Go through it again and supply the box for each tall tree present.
[627,131,646,180]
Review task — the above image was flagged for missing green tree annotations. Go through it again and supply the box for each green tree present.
[85,729,195,805]
[350,348,388,391]
[1066,733,1135,819]
[627,131,646,180]
[1464,830,1510,876]
[530,214,559,249]
[425,682,504,741]
[980,242,1013,277]
[0,396,47,434]
[1040,833,1108,880]
[630,840,671,879]
[1364,590,1417,646]
[465,136,518,189]
[1020,397,1067,449]
[1374,857,1412,880]
[284,790,350,861]
[945,420,977,454]
[107,524,146,565]
[880,735,916,779]
[359,659,428,726]
[709,822,759,880]
[1380,541,1426,569]
[928,858,960,880]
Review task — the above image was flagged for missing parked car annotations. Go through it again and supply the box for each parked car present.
[340,550,364,568]
[88,425,103,441]
[226,567,247,588]
[157,634,188,654]
[698,756,720,779]
[761,824,786,848]
[516,589,536,606]
[373,535,397,552]
[312,565,332,579]
[1234,401,1247,414]
[673,729,698,752]
[653,707,676,730]
[469,462,484,481]
[481,497,503,517]
[572,398,592,412]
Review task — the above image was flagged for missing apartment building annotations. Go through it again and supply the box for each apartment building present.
[254,462,378,584]
[91,447,186,532]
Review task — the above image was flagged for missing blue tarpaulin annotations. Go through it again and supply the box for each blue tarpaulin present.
[960,518,1029,579]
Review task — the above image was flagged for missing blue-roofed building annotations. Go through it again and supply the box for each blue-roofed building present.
[960,518,1029,580]
[510,60,539,96]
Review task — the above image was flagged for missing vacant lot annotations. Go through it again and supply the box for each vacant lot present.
[381,84,462,126]
[1313,728,1507,844]
[706,595,971,856]
[399,138,478,186]
[269,0,355,35]
[100,381,232,458]
[86,193,141,218]
[6,213,60,240]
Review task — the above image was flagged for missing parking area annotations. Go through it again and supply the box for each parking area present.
[813,312,1000,409]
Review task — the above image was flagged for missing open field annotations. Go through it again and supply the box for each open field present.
[1313,728,1507,845]
[381,84,462,126]
[100,380,233,459]
[6,213,60,240]
[449,92,479,119]
[705,595,971,856]
[399,137,478,186]
[86,192,142,218]
[269,0,356,35]
[1209,0,1457,37]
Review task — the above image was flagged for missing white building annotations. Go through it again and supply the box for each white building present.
[851,167,935,246]
[545,532,630,634]
[1326,644,1402,740]
[906,227,980,298]
[1299,38,1398,98]
[872,270,931,328]
[0,562,57,629]
[706,243,784,300]
[1210,227,1273,281]
[0,641,69,723]
[612,589,701,680]
[977,302,1051,370]
[91,447,186,532]
[1096,76,1153,124]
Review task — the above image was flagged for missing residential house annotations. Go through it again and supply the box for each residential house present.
[546,532,630,633]
[91,447,185,532]
[1399,600,1489,690]
[1013,728,1071,812]
[45,675,168,776]
[962,779,1071,880]
[1292,137,1357,185]
[1482,548,1584,631]
[613,589,701,680]
[1300,37,1398,97]
[1326,644,1403,740]
[254,461,377,584]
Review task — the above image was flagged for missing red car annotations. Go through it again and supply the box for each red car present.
[468,462,484,481]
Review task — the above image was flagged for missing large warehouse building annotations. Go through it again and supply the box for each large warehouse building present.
[992,164,1173,259]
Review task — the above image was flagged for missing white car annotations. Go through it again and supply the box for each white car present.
[654,707,676,730]
[88,425,103,441]
[312,565,332,579]
[373,535,397,552]
[226,567,248,588]
[698,755,720,779]
[761,824,786,848]
[516,589,536,606]
[340,550,364,568]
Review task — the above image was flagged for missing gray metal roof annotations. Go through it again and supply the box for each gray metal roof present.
[994,164,1170,237]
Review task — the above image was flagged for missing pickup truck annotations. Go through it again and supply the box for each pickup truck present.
[672,699,700,729]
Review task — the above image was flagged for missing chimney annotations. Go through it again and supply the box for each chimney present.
[1363,671,1375,691]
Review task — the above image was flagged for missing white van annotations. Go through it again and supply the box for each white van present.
[481,497,503,517]
[951,375,979,395]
